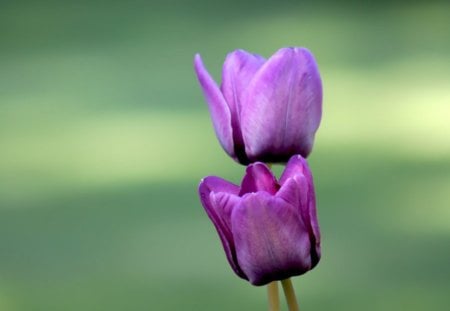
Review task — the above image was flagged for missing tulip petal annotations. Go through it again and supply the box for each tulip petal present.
[199,177,247,279]
[279,154,307,185]
[232,192,313,285]
[291,175,320,267]
[276,176,301,207]
[241,47,323,162]
[221,50,265,110]
[303,170,321,266]
[194,54,235,158]
[239,162,279,196]
[278,155,321,266]
[221,50,265,161]
[307,180,321,267]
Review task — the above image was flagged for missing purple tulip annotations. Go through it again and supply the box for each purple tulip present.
[198,154,321,286]
[194,47,322,164]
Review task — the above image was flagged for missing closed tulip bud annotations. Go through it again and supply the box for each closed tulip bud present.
[198,155,321,286]
[194,47,322,164]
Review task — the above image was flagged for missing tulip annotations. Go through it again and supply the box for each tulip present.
[198,154,321,286]
[194,47,322,164]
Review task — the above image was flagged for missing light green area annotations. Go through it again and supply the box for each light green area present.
[1,1,449,310]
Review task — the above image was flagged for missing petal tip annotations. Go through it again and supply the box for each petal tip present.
[245,161,266,171]
[193,53,204,72]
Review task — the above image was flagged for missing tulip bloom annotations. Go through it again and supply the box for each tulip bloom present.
[194,47,322,164]
[198,155,321,286]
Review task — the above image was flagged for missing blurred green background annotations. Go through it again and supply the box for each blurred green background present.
[1,0,449,310]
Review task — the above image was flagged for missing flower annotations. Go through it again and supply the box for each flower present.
[198,155,321,286]
[194,47,322,165]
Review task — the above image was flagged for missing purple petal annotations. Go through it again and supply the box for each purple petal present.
[239,162,279,196]
[308,182,321,267]
[221,50,265,109]
[231,192,313,286]
[276,176,302,207]
[296,172,321,266]
[194,54,235,158]
[241,47,323,162]
[303,170,321,266]
[279,154,308,185]
[221,50,265,160]
[198,177,247,279]
[278,155,321,266]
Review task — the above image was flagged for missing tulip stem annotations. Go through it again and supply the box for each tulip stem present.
[281,278,299,311]
[267,281,280,311]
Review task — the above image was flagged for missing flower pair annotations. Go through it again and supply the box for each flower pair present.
[195,47,322,286]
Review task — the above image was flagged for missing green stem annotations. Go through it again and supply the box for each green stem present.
[267,281,280,311]
[281,278,299,311]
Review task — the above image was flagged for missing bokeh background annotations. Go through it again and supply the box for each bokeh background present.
[1,0,449,310]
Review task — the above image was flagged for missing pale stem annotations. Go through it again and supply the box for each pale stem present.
[281,278,299,311]
[267,281,280,311]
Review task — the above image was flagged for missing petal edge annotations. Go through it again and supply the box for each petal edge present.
[194,54,235,158]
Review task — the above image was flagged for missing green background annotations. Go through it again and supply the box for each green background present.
[1,0,449,310]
